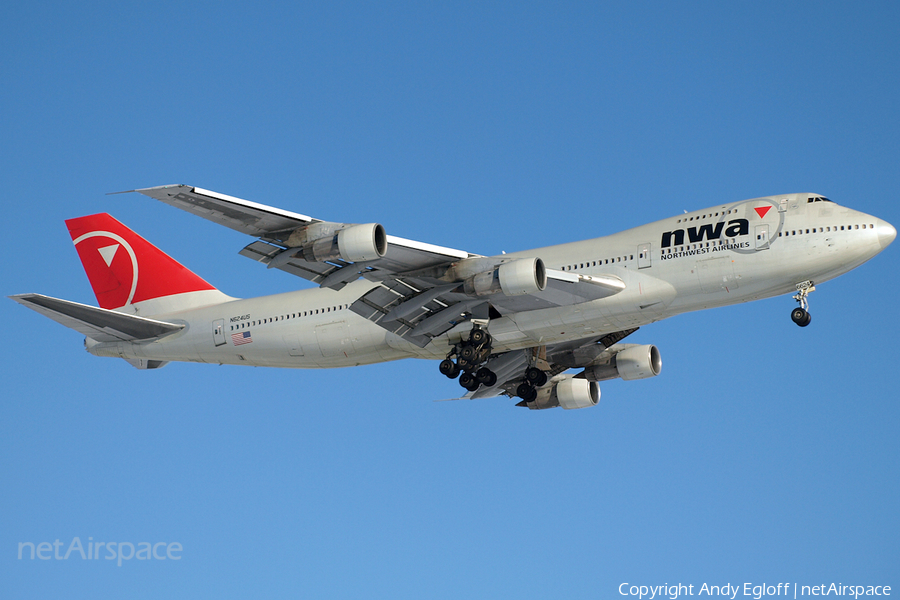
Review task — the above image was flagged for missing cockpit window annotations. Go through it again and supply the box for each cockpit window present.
[807,196,833,203]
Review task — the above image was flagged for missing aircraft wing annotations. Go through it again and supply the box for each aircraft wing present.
[9,294,184,342]
[135,185,625,347]
[136,185,471,279]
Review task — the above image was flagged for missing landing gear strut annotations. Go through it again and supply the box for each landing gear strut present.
[439,326,497,392]
[791,281,814,327]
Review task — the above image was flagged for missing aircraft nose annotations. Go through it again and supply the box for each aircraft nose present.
[878,220,897,249]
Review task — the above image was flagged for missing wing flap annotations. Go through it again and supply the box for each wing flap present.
[348,279,482,347]
[239,240,344,284]
[10,294,184,342]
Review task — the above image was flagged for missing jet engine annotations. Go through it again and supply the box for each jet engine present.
[463,257,547,297]
[555,377,600,410]
[300,223,388,263]
[583,344,662,382]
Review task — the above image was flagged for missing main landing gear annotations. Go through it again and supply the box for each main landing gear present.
[790,280,814,327]
[514,367,548,402]
[439,326,498,392]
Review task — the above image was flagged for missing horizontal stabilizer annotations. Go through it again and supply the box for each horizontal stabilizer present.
[9,294,184,342]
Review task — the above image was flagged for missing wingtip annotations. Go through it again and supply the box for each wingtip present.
[108,185,190,196]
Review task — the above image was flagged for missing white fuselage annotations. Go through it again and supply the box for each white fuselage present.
[87,194,894,368]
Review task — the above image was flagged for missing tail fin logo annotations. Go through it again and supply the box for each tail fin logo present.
[98,244,119,266]
[72,230,140,308]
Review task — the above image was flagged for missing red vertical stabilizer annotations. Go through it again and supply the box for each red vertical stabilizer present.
[66,213,217,310]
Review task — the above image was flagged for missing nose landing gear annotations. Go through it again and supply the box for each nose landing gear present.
[791,281,815,327]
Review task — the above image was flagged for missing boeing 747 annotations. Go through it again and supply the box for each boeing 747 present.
[11,186,895,409]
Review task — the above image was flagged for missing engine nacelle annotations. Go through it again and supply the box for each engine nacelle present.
[554,377,600,410]
[584,344,662,382]
[463,258,547,297]
[499,257,547,296]
[337,223,387,262]
[304,223,387,263]
[615,344,662,380]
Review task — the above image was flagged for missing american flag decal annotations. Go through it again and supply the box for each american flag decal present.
[231,331,253,346]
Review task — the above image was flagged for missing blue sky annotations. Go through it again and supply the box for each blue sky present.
[2,2,898,598]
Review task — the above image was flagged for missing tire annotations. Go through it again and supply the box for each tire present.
[791,308,811,327]
[516,382,536,401]
[525,367,548,387]
[459,372,480,392]
[439,359,460,379]
[470,329,489,346]
[460,345,477,361]
[476,367,497,387]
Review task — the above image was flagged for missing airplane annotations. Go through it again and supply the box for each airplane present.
[10,185,896,409]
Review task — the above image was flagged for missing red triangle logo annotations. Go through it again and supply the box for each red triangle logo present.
[754,206,772,219]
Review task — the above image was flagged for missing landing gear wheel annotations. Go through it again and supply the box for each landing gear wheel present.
[516,382,537,402]
[459,345,477,362]
[459,372,480,392]
[470,329,491,346]
[525,366,548,387]
[791,307,812,327]
[475,367,497,387]
[439,359,460,379]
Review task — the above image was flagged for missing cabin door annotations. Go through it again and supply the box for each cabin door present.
[755,225,770,250]
[213,319,227,347]
[637,243,651,268]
